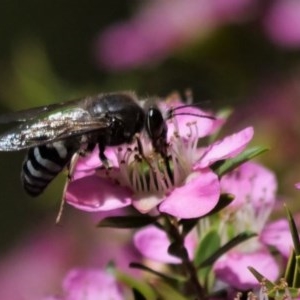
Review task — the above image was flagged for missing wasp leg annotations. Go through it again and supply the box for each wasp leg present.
[98,142,110,169]
[135,134,154,171]
[163,153,174,184]
[160,143,174,183]
[78,142,95,157]
[56,153,80,224]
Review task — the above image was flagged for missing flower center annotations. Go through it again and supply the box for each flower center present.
[114,120,201,197]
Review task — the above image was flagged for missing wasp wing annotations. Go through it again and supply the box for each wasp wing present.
[0,99,82,124]
[0,106,109,151]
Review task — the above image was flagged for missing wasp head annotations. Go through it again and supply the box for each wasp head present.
[145,106,168,158]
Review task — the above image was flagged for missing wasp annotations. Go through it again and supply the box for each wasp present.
[0,92,214,196]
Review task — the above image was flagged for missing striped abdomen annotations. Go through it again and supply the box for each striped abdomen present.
[21,141,76,196]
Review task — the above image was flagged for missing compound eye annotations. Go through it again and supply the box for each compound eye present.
[146,107,166,139]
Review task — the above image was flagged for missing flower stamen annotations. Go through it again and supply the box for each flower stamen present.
[98,114,206,203]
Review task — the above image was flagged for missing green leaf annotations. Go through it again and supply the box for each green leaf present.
[285,205,300,255]
[284,249,296,286]
[285,288,300,298]
[194,229,220,267]
[198,232,256,268]
[247,267,275,290]
[151,280,189,300]
[197,265,215,291]
[129,262,186,284]
[132,288,147,300]
[97,215,157,229]
[210,160,226,172]
[269,287,300,299]
[195,230,220,287]
[294,255,300,287]
[214,146,268,177]
[114,269,156,300]
[284,206,300,287]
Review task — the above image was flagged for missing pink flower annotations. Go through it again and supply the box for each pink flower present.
[214,249,279,291]
[0,215,140,300]
[213,162,292,290]
[264,0,300,48]
[131,165,292,291]
[46,268,123,300]
[0,228,74,300]
[134,225,197,264]
[66,96,254,219]
[220,161,277,211]
[95,0,255,70]
[260,219,293,258]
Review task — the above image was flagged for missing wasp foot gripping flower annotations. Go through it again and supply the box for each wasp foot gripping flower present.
[213,162,293,290]
[66,95,254,219]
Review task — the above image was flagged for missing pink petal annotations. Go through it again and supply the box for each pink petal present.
[63,268,123,300]
[196,127,254,168]
[159,169,220,218]
[75,150,101,172]
[158,95,224,140]
[74,147,119,172]
[95,0,254,70]
[96,1,215,70]
[260,219,293,258]
[132,195,165,214]
[72,170,95,181]
[66,175,132,212]
[221,162,277,210]
[167,116,224,141]
[295,182,300,189]
[212,0,254,22]
[264,0,300,48]
[167,112,223,141]
[245,163,277,211]
[0,229,75,300]
[134,225,197,264]
[72,147,121,181]
[213,248,279,290]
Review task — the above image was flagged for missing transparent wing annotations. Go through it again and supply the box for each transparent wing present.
[0,99,81,123]
[0,106,109,151]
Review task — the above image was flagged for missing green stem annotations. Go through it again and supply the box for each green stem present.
[164,215,205,299]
